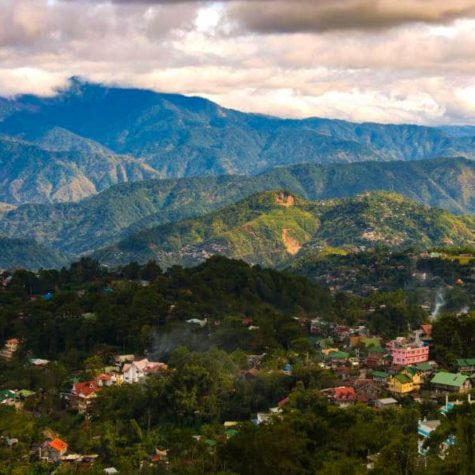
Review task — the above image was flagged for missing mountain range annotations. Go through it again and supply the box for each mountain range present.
[0,157,473,258]
[1,78,475,205]
[92,190,475,268]
[1,78,475,271]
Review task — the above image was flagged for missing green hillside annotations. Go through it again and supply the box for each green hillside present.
[0,157,474,256]
[93,191,475,268]
[0,134,160,204]
[1,78,475,205]
[0,237,67,270]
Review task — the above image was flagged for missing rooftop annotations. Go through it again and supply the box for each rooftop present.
[431,372,468,387]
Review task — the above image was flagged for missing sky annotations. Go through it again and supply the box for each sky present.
[1,0,475,125]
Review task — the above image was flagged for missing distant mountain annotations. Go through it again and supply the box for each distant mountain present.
[0,237,67,270]
[92,191,475,268]
[1,78,475,203]
[0,157,473,256]
[0,134,160,204]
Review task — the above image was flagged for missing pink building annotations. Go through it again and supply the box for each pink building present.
[387,338,429,365]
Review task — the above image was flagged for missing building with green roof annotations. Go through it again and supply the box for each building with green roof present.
[431,372,471,393]
[413,362,433,373]
[371,371,390,382]
[326,351,349,362]
[0,389,16,402]
[456,359,475,374]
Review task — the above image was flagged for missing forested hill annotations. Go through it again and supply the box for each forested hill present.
[0,157,473,257]
[1,78,475,204]
[0,134,160,205]
[93,191,475,268]
[0,237,67,270]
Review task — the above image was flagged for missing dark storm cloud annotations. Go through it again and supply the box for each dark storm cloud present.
[64,0,475,33]
[231,0,475,34]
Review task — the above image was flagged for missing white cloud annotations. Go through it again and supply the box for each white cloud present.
[0,0,475,125]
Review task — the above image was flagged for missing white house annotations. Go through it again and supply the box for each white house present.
[122,358,167,384]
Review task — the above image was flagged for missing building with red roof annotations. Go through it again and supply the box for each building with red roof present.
[39,438,68,462]
[321,386,357,407]
[71,381,99,413]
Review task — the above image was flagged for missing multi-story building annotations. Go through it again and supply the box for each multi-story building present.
[386,337,429,366]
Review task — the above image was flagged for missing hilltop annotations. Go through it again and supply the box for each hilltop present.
[0,157,473,256]
[93,191,475,268]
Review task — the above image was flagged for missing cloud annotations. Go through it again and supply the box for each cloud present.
[230,0,475,34]
[1,0,475,125]
[62,0,475,33]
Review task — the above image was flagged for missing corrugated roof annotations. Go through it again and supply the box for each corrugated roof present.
[49,438,68,453]
[414,362,433,371]
[431,372,468,387]
[394,374,412,384]
[327,351,349,360]
[372,371,389,379]
[456,359,475,367]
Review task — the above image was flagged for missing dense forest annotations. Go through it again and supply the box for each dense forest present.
[0,253,474,474]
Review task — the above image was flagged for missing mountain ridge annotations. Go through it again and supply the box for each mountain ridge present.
[0,157,473,256]
[92,190,475,269]
[1,78,475,204]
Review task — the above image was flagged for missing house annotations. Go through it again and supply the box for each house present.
[30,358,50,367]
[17,389,35,400]
[96,373,122,387]
[335,325,351,341]
[386,337,429,366]
[353,379,382,403]
[365,346,388,368]
[371,370,390,384]
[0,389,16,404]
[333,366,354,380]
[310,318,331,335]
[412,361,436,378]
[1,436,18,447]
[122,358,168,384]
[321,386,357,407]
[326,351,350,366]
[388,368,422,395]
[418,419,455,456]
[114,354,135,365]
[71,381,99,413]
[255,411,279,425]
[431,372,471,393]
[0,338,20,360]
[39,438,68,463]
[420,324,433,345]
[455,358,475,374]
[374,397,398,409]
